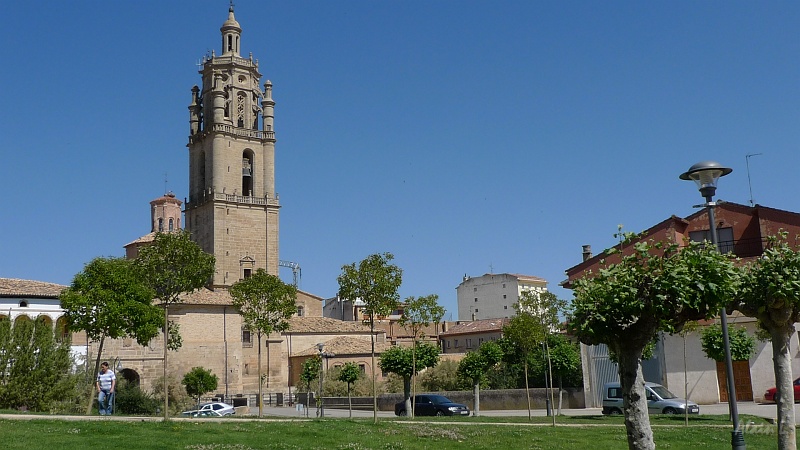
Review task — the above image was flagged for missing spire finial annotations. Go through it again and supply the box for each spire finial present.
[230,0,235,12]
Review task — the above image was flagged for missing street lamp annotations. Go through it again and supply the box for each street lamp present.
[316,342,326,418]
[680,160,744,450]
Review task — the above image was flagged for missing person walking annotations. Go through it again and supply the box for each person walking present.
[96,361,117,416]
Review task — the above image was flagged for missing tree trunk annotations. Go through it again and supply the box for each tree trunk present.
[85,336,105,415]
[557,376,563,416]
[370,314,377,424]
[257,331,263,418]
[771,326,797,450]
[404,377,412,418]
[546,341,556,426]
[163,304,169,420]
[347,383,352,418]
[524,359,532,421]
[472,381,480,416]
[618,348,654,450]
[411,340,416,419]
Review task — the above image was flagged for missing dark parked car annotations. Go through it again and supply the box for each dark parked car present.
[764,377,800,402]
[394,395,470,416]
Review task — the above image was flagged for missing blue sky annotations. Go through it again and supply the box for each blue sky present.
[1,1,798,319]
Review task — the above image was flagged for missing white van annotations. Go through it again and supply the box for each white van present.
[602,382,700,415]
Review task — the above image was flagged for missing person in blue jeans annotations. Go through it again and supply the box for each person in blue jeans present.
[96,362,117,415]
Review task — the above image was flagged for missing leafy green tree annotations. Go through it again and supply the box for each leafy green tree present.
[379,343,439,416]
[60,256,163,414]
[569,240,738,450]
[700,324,755,362]
[229,269,297,417]
[337,252,402,423]
[503,310,540,420]
[0,317,75,412]
[419,359,462,392]
[398,294,444,418]
[182,367,219,410]
[299,355,321,411]
[734,233,800,450]
[336,362,362,418]
[544,334,582,414]
[457,341,503,416]
[134,230,215,419]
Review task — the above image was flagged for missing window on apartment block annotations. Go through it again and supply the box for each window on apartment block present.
[454,339,459,347]
[466,338,472,348]
[474,298,478,302]
[503,294,507,299]
[473,287,477,292]
[504,305,508,310]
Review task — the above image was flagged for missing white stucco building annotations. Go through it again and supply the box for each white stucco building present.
[456,273,547,321]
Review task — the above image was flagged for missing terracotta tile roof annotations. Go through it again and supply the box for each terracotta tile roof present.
[0,278,67,298]
[177,288,322,306]
[441,318,509,336]
[292,335,390,357]
[124,232,156,248]
[286,316,375,334]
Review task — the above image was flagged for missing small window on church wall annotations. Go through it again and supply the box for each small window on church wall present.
[19,301,28,308]
[169,218,174,232]
[242,329,252,348]
[228,35,233,52]
[158,218,164,232]
[297,306,304,317]
[243,269,252,279]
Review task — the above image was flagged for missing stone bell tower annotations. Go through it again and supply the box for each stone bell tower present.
[185,5,279,288]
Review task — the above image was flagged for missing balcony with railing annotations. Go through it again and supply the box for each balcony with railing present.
[186,189,279,210]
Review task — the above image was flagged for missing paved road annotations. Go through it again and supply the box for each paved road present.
[251,401,795,423]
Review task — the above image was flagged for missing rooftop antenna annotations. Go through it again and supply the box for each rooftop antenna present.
[745,153,763,206]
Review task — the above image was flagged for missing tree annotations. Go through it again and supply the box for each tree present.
[299,355,321,415]
[229,269,297,417]
[521,290,565,423]
[544,334,582,414]
[0,317,76,412]
[182,367,219,411]
[569,240,738,450]
[134,230,216,419]
[337,252,402,423]
[337,362,362,418]
[419,359,462,392]
[502,310,540,420]
[378,343,440,416]
[456,340,503,416]
[398,294,445,418]
[700,324,755,362]
[734,233,800,450]
[60,256,163,414]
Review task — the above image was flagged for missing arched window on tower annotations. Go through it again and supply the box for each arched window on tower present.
[242,151,254,197]
[158,218,164,232]
[228,35,233,52]
[199,151,207,195]
[169,218,174,232]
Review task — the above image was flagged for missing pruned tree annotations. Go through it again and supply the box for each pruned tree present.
[734,232,800,450]
[60,256,163,414]
[337,252,402,423]
[457,340,503,416]
[229,269,297,417]
[398,294,445,418]
[337,362,361,418]
[568,240,738,450]
[378,343,440,417]
[134,230,215,419]
[182,367,219,411]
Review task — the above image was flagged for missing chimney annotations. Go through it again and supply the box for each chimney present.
[582,245,592,262]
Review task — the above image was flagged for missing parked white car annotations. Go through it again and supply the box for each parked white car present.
[602,382,699,415]
[181,401,235,417]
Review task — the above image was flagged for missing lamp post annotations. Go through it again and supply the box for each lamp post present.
[113,357,123,415]
[680,160,745,450]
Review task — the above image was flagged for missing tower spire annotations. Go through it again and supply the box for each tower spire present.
[220,3,242,56]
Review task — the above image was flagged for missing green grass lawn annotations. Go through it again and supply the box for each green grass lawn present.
[0,415,787,449]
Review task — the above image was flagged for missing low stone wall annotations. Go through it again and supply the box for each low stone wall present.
[324,388,585,411]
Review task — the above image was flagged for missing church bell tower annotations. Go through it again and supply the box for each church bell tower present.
[185,5,279,288]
